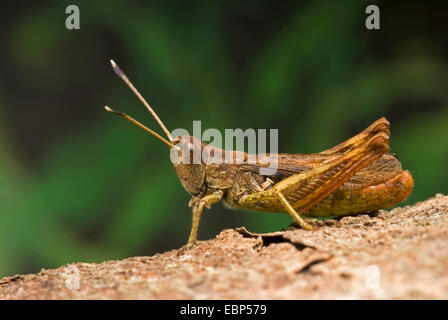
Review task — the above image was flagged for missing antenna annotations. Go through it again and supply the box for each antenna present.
[109,59,173,142]
[105,106,174,148]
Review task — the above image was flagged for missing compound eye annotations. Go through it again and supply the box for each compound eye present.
[172,137,181,145]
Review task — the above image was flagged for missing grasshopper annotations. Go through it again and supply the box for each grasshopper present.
[105,60,414,248]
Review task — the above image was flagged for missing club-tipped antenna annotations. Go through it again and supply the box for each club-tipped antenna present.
[110,59,173,142]
[105,106,174,148]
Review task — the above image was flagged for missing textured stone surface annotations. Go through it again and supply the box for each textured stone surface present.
[1,194,448,299]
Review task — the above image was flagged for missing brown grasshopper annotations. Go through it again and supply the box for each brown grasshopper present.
[105,60,414,248]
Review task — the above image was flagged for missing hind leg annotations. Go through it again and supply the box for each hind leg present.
[320,118,390,155]
[307,170,414,217]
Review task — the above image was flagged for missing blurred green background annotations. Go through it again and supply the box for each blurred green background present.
[0,0,447,277]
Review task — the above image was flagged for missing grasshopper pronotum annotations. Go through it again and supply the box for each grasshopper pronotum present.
[105,60,413,248]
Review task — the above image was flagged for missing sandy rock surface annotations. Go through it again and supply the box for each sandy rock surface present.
[1,194,448,299]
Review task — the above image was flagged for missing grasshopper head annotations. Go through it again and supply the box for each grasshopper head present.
[106,60,208,196]
[170,135,207,195]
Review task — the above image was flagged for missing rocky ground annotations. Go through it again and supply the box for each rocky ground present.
[1,194,448,299]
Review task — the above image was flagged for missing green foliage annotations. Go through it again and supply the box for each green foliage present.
[0,0,447,276]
